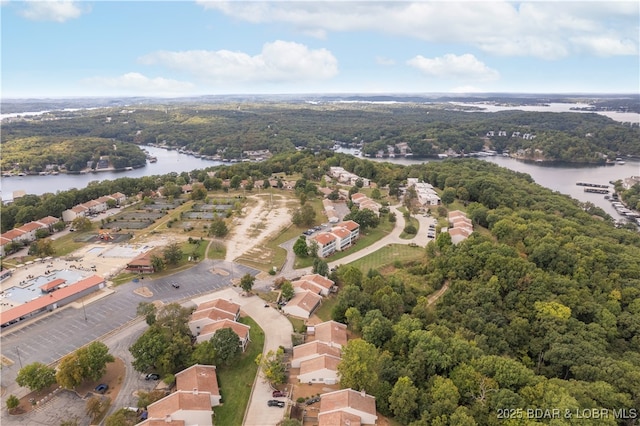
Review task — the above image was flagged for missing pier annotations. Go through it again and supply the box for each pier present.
[576,182,609,188]
[584,187,609,194]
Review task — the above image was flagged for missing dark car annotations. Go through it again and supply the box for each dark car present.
[171,282,180,288]
[272,390,286,397]
[94,384,108,394]
[145,373,160,380]
[268,399,285,407]
[305,396,321,405]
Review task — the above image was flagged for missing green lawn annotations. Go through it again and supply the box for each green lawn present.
[212,316,264,426]
[349,244,425,272]
[399,215,420,239]
[206,240,226,259]
[313,295,339,322]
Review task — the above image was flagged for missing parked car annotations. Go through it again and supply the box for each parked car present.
[272,390,286,397]
[145,373,160,380]
[268,399,285,407]
[94,384,108,394]
[171,282,180,288]
[305,396,321,405]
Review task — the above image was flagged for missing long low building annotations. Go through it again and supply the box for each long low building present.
[0,275,106,328]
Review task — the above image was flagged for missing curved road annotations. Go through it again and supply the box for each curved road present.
[1,205,438,426]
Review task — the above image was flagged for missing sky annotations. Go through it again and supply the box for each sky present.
[1,0,639,98]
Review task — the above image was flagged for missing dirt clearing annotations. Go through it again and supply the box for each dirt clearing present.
[225,194,292,263]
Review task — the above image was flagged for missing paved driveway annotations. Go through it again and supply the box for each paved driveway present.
[192,288,293,426]
[0,260,256,409]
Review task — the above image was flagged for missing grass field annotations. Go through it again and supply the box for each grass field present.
[350,244,425,272]
[212,316,264,426]
[313,295,338,322]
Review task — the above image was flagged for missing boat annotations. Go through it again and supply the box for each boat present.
[353,150,361,156]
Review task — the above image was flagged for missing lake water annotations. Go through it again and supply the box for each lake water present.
[2,100,639,219]
[364,153,640,219]
[1,145,223,201]
[449,102,640,124]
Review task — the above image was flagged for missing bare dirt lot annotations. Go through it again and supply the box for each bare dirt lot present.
[225,194,293,263]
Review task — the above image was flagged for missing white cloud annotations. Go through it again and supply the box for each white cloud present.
[570,35,638,56]
[408,53,500,81]
[198,1,639,59]
[83,73,195,94]
[19,0,85,22]
[375,56,395,66]
[139,40,338,83]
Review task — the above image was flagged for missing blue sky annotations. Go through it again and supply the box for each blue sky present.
[1,1,639,98]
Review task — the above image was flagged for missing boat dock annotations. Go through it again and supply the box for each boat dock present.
[576,182,609,188]
[584,187,609,194]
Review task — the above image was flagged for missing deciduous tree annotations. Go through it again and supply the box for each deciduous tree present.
[240,273,255,293]
[163,242,183,265]
[211,327,241,366]
[389,376,419,424]
[255,347,287,386]
[16,362,56,392]
[337,339,380,391]
[293,236,309,257]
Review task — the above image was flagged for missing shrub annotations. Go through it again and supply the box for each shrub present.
[403,224,417,235]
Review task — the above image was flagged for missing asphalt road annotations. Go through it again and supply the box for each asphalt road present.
[1,205,437,426]
[0,260,256,415]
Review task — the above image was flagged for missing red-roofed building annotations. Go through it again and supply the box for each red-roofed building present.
[318,410,362,426]
[311,233,337,258]
[292,274,336,296]
[330,227,353,251]
[298,354,341,384]
[175,364,221,407]
[340,220,360,240]
[126,251,155,274]
[17,222,43,241]
[40,278,67,293]
[447,211,473,244]
[0,236,11,257]
[318,389,377,425]
[1,228,27,244]
[62,205,88,222]
[282,290,322,319]
[292,341,342,368]
[0,275,106,328]
[195,319,251,351]
[194,299,240,320]
[145,390,212,426]
[35,216,61,230]
[188,299,241,337]
[82,199,103,214]
[110,192,126,205]
[312,320,348,348]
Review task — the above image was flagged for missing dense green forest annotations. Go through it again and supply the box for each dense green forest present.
[2,151,640,424]
[331,159,640,425]
[2,102,638,169]
[1,137,147,173]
